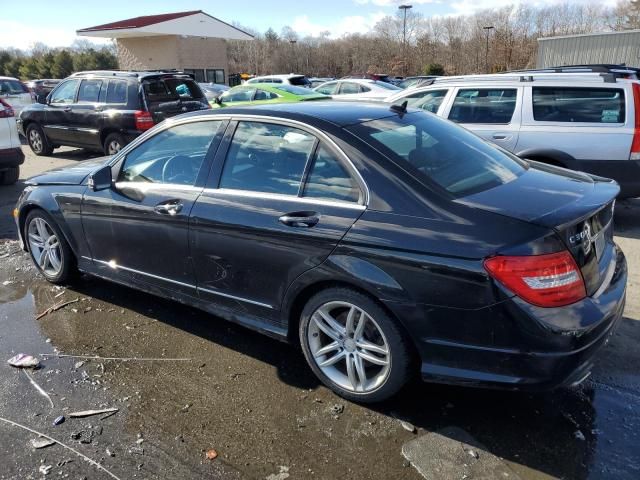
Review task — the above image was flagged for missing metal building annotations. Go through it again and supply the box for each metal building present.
[537,30,640,68]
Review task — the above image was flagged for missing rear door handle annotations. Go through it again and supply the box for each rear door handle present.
[492,133,508,140]
[279,211,320,228]
[154,200,183,216]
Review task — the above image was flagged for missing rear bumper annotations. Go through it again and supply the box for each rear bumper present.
[0,147,25,169]
[572,159,640,199]
[414,246,627,390]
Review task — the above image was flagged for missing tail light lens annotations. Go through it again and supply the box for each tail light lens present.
[484,251,586,308]
[631,82,640,160]
[0,98,14,118]
[134,110,154,131]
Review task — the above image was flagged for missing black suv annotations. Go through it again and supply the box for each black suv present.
[18,71,210,156]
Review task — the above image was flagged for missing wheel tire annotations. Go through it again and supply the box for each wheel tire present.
[299,287,412,403]
[0,166,19,185]
[103,133,126,156]
[26,124,53,156]
[24,209,76,284]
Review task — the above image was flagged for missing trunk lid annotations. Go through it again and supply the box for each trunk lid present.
[458,162,619,296]
[142,77,209,123]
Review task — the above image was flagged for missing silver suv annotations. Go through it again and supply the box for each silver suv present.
[386,71,640,198]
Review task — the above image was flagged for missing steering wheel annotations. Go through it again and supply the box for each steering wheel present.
[162,155,194,184]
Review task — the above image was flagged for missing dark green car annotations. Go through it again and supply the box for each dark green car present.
[211,83,328,108]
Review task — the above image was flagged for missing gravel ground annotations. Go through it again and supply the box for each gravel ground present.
[0,146,638,480]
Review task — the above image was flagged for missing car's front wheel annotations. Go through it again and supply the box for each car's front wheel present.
[24,210,75,284]
[26,124,53,156]
[299,288,411,403]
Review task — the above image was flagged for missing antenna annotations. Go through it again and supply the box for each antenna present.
[390,100,408,115]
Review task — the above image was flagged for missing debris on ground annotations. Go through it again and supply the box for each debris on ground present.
[38,465,52,475]
[23,370,54,409]
[390,412,417,433]
[7,353,40,369]
[30,437,55,449]
[129,445,144,456]
[40,353,191,362]
[467,449,479,459]
[329,404,344,415]
[69,408,118,418]
[53,416,65,426]
[71,430,95,444]
[206,449,218,460]
[266,465,290,480]
[73,361,85,369]
[35,298,79,320]
[106,447,115,457]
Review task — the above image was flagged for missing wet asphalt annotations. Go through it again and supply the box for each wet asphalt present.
[0,148,638,480]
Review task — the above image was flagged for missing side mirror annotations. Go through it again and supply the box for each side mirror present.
[88,165,113,192]
[215,96,222,105]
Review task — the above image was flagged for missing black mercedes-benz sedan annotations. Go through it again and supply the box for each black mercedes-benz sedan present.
[14,102,627,402]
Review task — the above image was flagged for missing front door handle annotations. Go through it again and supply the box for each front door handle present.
[154,200,183,216]
[63,107,72,112]
[279,211,320,228]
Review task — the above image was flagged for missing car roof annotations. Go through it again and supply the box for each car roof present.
[253,74,306,80]
[70,70,194,81]
[180,100,401,127]
[0,76,21,81]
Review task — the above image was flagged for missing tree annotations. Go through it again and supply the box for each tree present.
[51,50,74,78]
[424,63,445,75]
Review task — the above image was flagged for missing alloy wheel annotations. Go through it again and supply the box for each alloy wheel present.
[107,140,122,155]
[308,301,391,393]
[29,129,43,153]
[27,217,63,276]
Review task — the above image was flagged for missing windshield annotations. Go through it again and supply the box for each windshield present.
[348,112,526,197]
[273,85,320,96]
[375,82,401,90]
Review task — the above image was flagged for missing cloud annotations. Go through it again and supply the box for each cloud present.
[292,12,388,38]
[0,19,110,50]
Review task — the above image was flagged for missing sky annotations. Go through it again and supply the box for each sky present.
[0,0,620,50]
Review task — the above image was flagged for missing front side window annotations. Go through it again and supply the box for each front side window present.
[220,88,256,103]
[316,82,338,95]
[400,89,447,113]
[219,122,316,195]
[77,79,103,103]
[449,88,517,124]
[303,145,360,203]
[532,87,625,123]
[254,89,279,101]
[118,121,222,186]
[49,80,80,104]
[348,112,525,197]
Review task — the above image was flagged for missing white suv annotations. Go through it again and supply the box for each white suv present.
[386,71,640,198]
[246,74,311,87]
[0,76,33,117]
[0,98,24,185]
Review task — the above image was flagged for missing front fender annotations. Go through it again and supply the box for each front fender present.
[516,148,577,169]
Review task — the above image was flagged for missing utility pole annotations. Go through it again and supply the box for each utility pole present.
[399,4,412,76]
[483,26,494,74]
[289,39,297,73]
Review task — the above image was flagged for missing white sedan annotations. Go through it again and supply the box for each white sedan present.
[0,98,24,185]
[313,79,400,101]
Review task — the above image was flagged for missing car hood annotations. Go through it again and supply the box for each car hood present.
[26,157,111,186]
[456,161,619,229]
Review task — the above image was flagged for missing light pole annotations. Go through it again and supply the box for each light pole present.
[289,39,297,73]
[483,26,494,74]
[399,4,412,76]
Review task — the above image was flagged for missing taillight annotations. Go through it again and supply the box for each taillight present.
[134,110,154,131]
[631,83,640,160]
[0,98,14,118]
[484,251,586,308]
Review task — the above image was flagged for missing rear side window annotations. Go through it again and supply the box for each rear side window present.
[532,87,625,123]
[0,79,28,94]
[303,145,360,203]
[254,89,279,100]
[316,82,338,95]
[77,79,103,103]
[348,112,525,197]
[401,90,447,113]
[340,82,361,94]
[220,122,316,195]
[106,80,128,104]
[143,78,204,102]
[220,88,256,103]
[449,88,517,124]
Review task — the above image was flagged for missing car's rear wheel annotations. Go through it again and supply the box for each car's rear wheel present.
[0,166,19,185]
[103,133,126,156]
[26,124,53,156]
[24,210,75,284]
[299,288,411,403]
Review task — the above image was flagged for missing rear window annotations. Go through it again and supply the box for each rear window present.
[532,87,625,123]
[0,79,29,94]
[348,112,526,197]
[449,88,517,124]
[289,76,311,87]
[143,78,204,102]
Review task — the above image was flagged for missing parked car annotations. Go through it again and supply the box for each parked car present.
[385,71,640,198]
[397,76,439,89]
[0,98,24,185]
[309,77,335,89]
[314,79,401,100]
[199,82,230,102]
[14,101,626,402]
[18,70,210,156]
[25,79,61,104]
[245,74,312,87]
[212,83,328,108]
[0,76,33,117]
[507,64,639,80]
[343,73,394,84]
